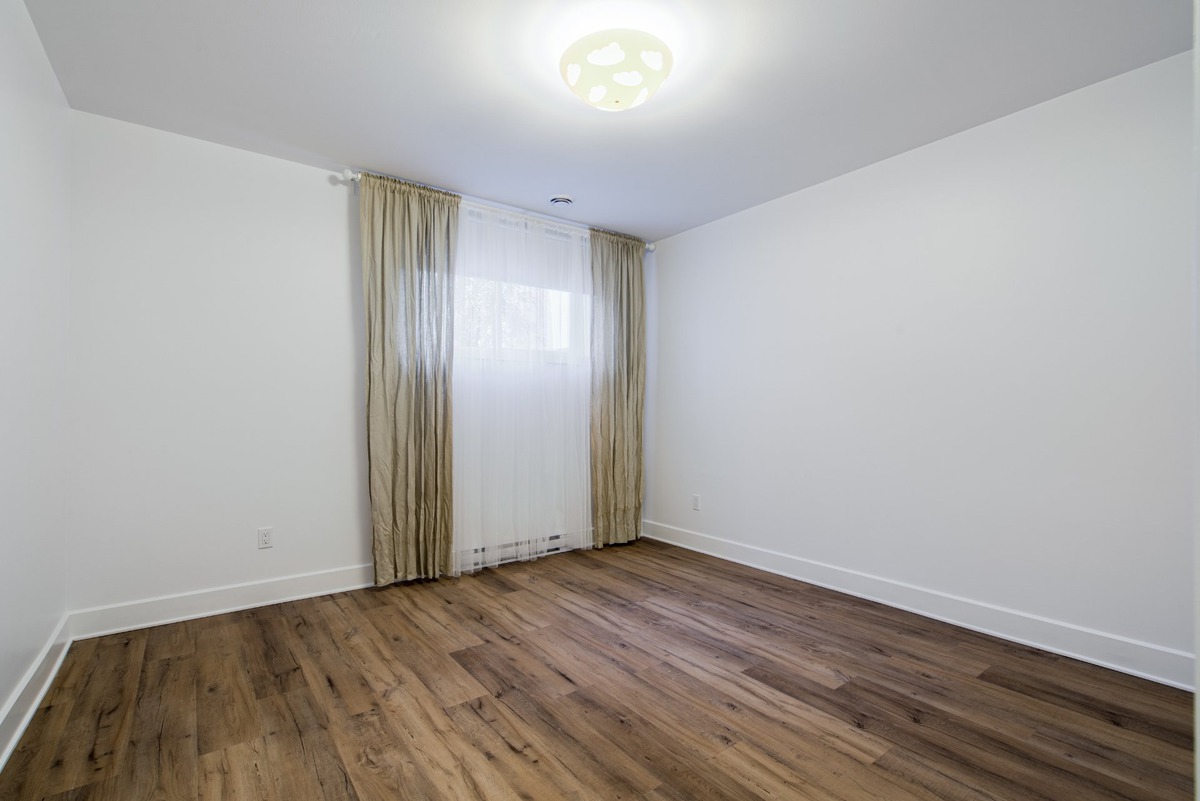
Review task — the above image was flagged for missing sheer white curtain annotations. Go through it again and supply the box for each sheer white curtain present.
[451,203,593,573]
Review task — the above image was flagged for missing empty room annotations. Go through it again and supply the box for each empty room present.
[1,1,1195,799]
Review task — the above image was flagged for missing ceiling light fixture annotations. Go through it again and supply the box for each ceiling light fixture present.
[559,29,673,112]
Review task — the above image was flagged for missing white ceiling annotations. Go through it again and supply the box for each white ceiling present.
[25,0,1193,242]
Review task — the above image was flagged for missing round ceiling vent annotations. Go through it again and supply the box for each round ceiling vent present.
[549,195,574,205]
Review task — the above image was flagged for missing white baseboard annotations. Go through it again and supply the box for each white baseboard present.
[0,613,71,773]
[642,520,1195,690]
[69,563,375,640]
[0,563,373,774]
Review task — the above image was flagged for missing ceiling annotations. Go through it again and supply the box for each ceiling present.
[25,0,1193,242]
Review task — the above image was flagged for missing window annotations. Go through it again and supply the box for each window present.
[455,276,589,364]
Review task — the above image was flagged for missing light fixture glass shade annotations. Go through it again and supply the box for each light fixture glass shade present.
[560,29,673,112]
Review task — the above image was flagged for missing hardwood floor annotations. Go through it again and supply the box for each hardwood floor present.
[0,539,1191,800]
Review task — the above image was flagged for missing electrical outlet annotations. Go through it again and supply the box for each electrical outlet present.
[257,527,273,549]
[691,494,701,511]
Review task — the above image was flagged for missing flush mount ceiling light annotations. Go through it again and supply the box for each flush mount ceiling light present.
[560,28,673,112]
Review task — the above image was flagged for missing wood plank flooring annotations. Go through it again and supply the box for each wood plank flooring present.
[0,539,1192,800]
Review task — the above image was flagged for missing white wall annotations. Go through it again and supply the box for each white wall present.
[68,113,371,623]
[0,0,72,762]
[646,53,1196,687]
[1191,1,1198,773]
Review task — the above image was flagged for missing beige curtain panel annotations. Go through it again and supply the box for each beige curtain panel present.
[360,175,461,584]
[589,229,647,547]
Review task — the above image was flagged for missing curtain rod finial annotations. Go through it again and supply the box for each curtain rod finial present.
[342,169,361,182]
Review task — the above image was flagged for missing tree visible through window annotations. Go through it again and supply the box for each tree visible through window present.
[455,276,588,364]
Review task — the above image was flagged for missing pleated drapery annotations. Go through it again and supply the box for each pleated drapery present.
[589,229,647,547]
[360,175,461,584]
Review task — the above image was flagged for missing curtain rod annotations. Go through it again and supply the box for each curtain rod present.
[340,169,656,252]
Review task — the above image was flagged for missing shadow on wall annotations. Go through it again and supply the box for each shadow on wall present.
[341,176,371,554]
